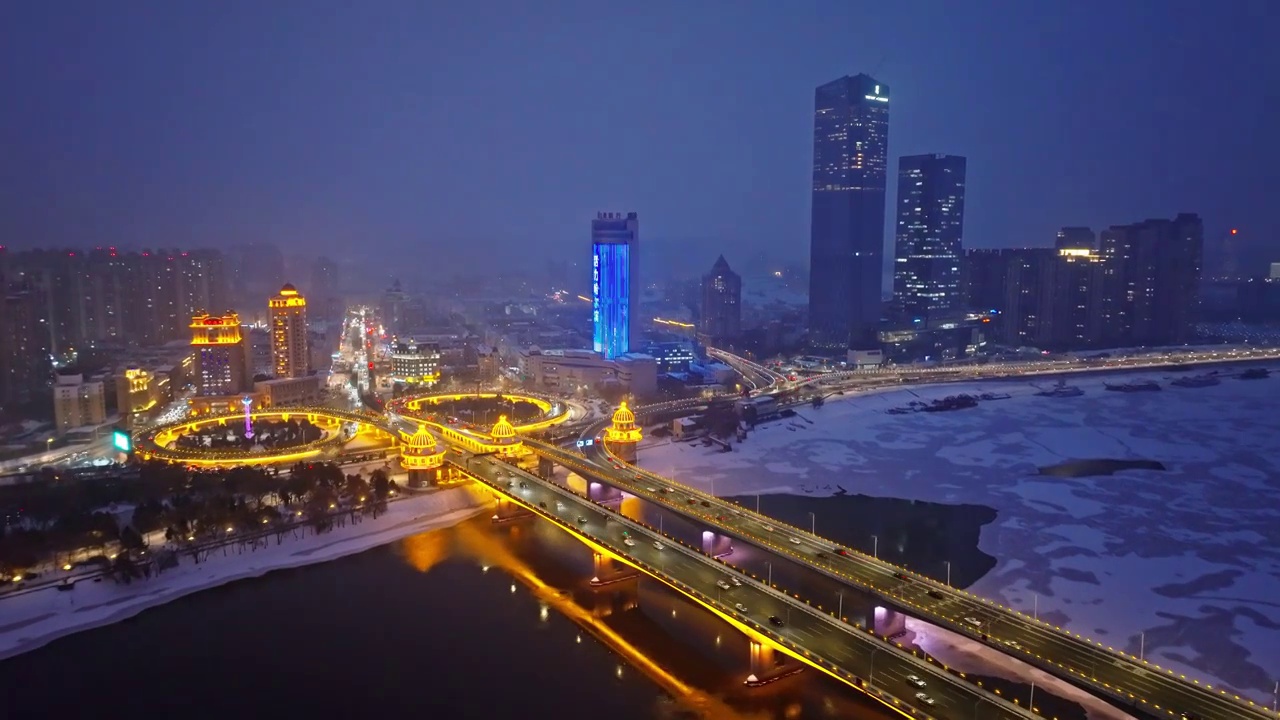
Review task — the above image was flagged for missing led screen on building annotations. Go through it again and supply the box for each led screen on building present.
[592,241,630,359]
[112,429,132,453]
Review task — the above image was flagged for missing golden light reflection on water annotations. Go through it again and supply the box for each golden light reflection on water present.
[396,529,451,573]
[395,520,773,720]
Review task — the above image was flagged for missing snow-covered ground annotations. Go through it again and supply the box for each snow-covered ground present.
[0,486,490,661]
[640,368,1280,704]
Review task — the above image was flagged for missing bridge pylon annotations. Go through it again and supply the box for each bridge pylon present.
[745,640,804,687]
[603,401,642,464]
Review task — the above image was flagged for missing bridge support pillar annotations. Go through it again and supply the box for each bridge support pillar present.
[606,440,637,464]
[867,605,908,638]
[490,497,533,523]
[537,456,555,480]
[588,481,624,505]
[745,640,803,687]
[700,530,733,558]
[590,552,640,586]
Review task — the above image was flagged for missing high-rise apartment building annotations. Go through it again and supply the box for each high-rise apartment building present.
[893,154,967,320]
[269,284,309,378]
[699,255,742,342]
[592,212,639,359]
[963,249,1015,314]
[808,74,890,351]
[1099,214,1203,346]
[52,372,105,433]
[0,247,228,355]
[191,312,249,396]
[0,283,48,410]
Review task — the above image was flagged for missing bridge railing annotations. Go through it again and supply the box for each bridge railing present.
[583,383,1279,719]
[466,457,1037,720]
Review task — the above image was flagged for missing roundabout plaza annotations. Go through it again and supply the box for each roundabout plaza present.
[132,392,607,485]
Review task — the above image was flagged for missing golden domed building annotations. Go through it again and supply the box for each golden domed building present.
[604,401,642,463]
[400,424,444,486]
[488,415,522,457]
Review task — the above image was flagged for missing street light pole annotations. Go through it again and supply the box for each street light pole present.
[868,647,880,686]
[809,511,815,534]
[838,591,843,619]
[767,562,772,586]
[1139,631,1145,661]
[1033,593,1038,621]
[871,534,878,559]
[755,494,760,514]
[1028,681,1035,712]
[945,560,951,586]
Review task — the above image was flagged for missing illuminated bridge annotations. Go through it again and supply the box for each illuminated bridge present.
[515,399,1274,720]
[460,450,1037,720]
[391,391,575,433]
[135,406,411,466]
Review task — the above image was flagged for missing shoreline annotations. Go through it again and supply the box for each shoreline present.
[0,485,491,662]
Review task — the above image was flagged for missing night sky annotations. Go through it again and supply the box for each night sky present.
[1,0,1275,276]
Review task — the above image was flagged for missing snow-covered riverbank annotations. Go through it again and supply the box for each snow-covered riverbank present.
[0,486,491,661]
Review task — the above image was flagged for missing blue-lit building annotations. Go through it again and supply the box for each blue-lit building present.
[592,212,639,359]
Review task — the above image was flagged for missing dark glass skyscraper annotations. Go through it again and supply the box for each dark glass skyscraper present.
[591,212,639,359]
[893,154,967,320]
[808,74,890,352]
[699,255,741,342]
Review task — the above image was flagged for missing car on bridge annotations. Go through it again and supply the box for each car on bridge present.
[716,580,731,590]
[907,674,926,688]
[914,692,935,706]
[652,541,665,550]
[768,615,785,627]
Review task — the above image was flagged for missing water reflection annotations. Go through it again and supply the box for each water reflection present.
[399,512,898,719]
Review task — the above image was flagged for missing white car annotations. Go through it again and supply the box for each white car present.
[646,487,658,493]
[623,538,636,547]
[729,577,742,587]
[761,524,775,532]
[716,580,731,590]
[1004,640,1024,651]
[734,603,749,613]
[915,693,935,706]
[789,537,802,545]
[906,674,926,688]
[653,541,665,550]
[964,616,983,627]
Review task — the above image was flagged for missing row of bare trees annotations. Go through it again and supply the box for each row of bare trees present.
[0,460,397,579]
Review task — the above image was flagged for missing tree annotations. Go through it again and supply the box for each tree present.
[120,526,146,552]
[371,469,391,500]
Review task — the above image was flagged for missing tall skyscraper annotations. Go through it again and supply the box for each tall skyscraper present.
[893,154,967,320]
[592,212,639,359]
[269,284,309,378]
[190,311,248,396]
[808,74,890,351]
[699,255,742,342]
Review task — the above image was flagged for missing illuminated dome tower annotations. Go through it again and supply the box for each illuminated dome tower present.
[400,424,445,487]
[488,415,522,457]
[604,401,642,463]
